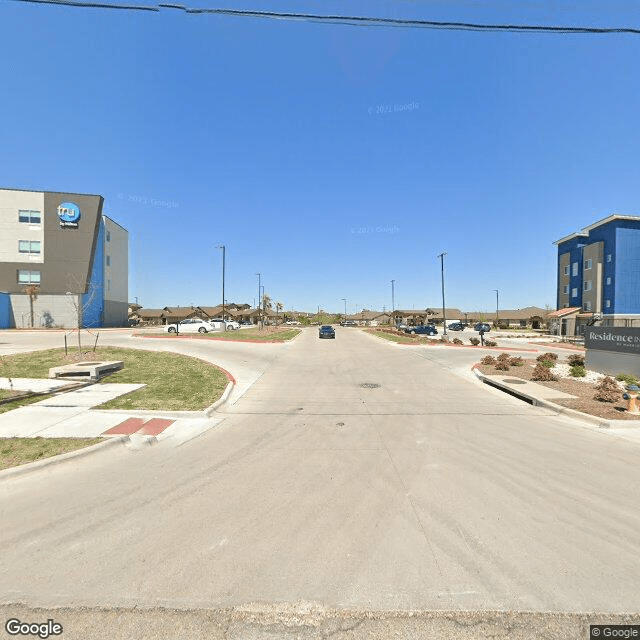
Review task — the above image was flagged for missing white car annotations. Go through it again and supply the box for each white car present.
[285,320,301,325]
[209,318,240,331]
[166,318,215,334]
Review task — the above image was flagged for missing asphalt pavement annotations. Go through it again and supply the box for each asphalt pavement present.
[0,327,639,639]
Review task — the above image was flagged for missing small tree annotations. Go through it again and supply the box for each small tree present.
[23,284,39,328]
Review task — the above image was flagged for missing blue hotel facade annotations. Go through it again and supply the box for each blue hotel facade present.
[0,188,128,329]
[554,214,640,333]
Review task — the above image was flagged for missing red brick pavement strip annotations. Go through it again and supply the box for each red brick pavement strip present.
[137,418,175,436]
[531,341,585,351]
[102,417,146,435]
[136,334,296,344]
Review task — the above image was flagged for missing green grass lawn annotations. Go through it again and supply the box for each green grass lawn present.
[0,347,229,411]
[150,327,301,342]
[366,329,425,344]
[0,437,104,471]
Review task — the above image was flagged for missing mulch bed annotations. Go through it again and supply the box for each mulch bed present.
[476,360,639,421]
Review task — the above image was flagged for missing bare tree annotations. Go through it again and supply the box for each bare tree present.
[23,284,39,328]
[66,277,100,353]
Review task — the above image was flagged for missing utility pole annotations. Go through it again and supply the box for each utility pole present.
[391,279,395,326]
[493,289,499,326]
[256,273,261,326]
[216,245,225,322]
[438,252,447,335]
[341,298,347,320]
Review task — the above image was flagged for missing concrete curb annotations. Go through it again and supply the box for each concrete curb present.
[0,436,130,481]
[205,380,234,416]
[472,368,635,429]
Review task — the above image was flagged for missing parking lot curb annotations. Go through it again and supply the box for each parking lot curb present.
[0,436,130,481]
[472,368,628,429]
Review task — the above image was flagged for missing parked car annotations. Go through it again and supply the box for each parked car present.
[340,320,357,326]
[209,318,240,331]
[285,320,301,325]
[319,325,336,339]
[166,318,215,334]
[402,325,438,335]
[448,322,467,331]
[474,322,491,332]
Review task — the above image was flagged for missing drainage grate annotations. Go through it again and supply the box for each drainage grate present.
[360,382,380,389]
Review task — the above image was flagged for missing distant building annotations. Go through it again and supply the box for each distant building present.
[0,188,128,328]
[553,214,640,334]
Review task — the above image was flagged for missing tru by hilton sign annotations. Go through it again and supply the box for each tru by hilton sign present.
[585,327,640,355]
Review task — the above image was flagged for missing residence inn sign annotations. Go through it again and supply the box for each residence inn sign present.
[585,327,640,355]
[585,326,640,376]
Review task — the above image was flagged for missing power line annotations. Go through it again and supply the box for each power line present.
[7,0,640,35]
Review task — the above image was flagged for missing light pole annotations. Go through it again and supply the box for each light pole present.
[493,289,499,326]
[391,279,395,326]
[341,298,347,321]
[438,252,447,335]
[256,273,261,326]
[216,245,225,322]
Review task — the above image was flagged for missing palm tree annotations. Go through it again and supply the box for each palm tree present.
[276,301,283,325]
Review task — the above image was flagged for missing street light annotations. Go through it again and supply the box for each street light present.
[493,289,499,326]
[341,298,347,320]
[438,252,447,335]
[256,273,261,325]
[391,279,395,326]
[216,244,225,322]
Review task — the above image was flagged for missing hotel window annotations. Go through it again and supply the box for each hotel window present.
[17,270,41,284]
[563,265,570,276]
[107,279,111,292]
[106,255,110,266]
[106,230,111,242]
[584,280,592,291]
[605,300,611,308]
[562,285,569,294]
[583,301,592,311]
[571,288,578,298]
[606,277,611,285]
[18,240,41,254]
[18,210,41,224]
[572,262,578,276]
[584,258,592,270]
[606,254,612,262]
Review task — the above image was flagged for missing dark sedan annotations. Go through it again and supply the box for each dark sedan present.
[448,322,467,331]
[319,325,336,339]
[402,325,438,336]
[474,322,492,332]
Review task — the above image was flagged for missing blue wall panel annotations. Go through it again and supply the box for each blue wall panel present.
[0,292,10,329]
[615,227,640,314]
[82,219,105,327]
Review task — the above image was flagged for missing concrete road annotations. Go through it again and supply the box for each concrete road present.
[1,327,639,638]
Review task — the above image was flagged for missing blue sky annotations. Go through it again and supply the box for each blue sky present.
[2,0,640,314]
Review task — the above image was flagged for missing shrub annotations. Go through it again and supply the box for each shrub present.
[567,354,585,367]
[537,352,558,362]
[469,338,480,346]
[484,339,497,347]
[494,360,510,371]
[539,359,555,369]
[532,363,557,381]
[496,353,511,363]
[452,338,463,345]
[509,356,524,367]
[616,373,639,386]
[481,355,496,365]
[593,376,622,403]
[570,365,586,377]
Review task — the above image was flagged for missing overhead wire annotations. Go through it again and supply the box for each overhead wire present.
[7,0,640,35]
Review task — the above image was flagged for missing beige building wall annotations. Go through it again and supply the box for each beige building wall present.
[0,190,45,267]
[582,241,603,313]
[103,216,128,326]
[558,252,571,308]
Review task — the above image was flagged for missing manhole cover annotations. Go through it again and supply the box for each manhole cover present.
[503,378,527,384]
[360,382,380,389]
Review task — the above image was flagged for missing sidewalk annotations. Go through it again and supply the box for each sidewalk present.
[0,380,221,445]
